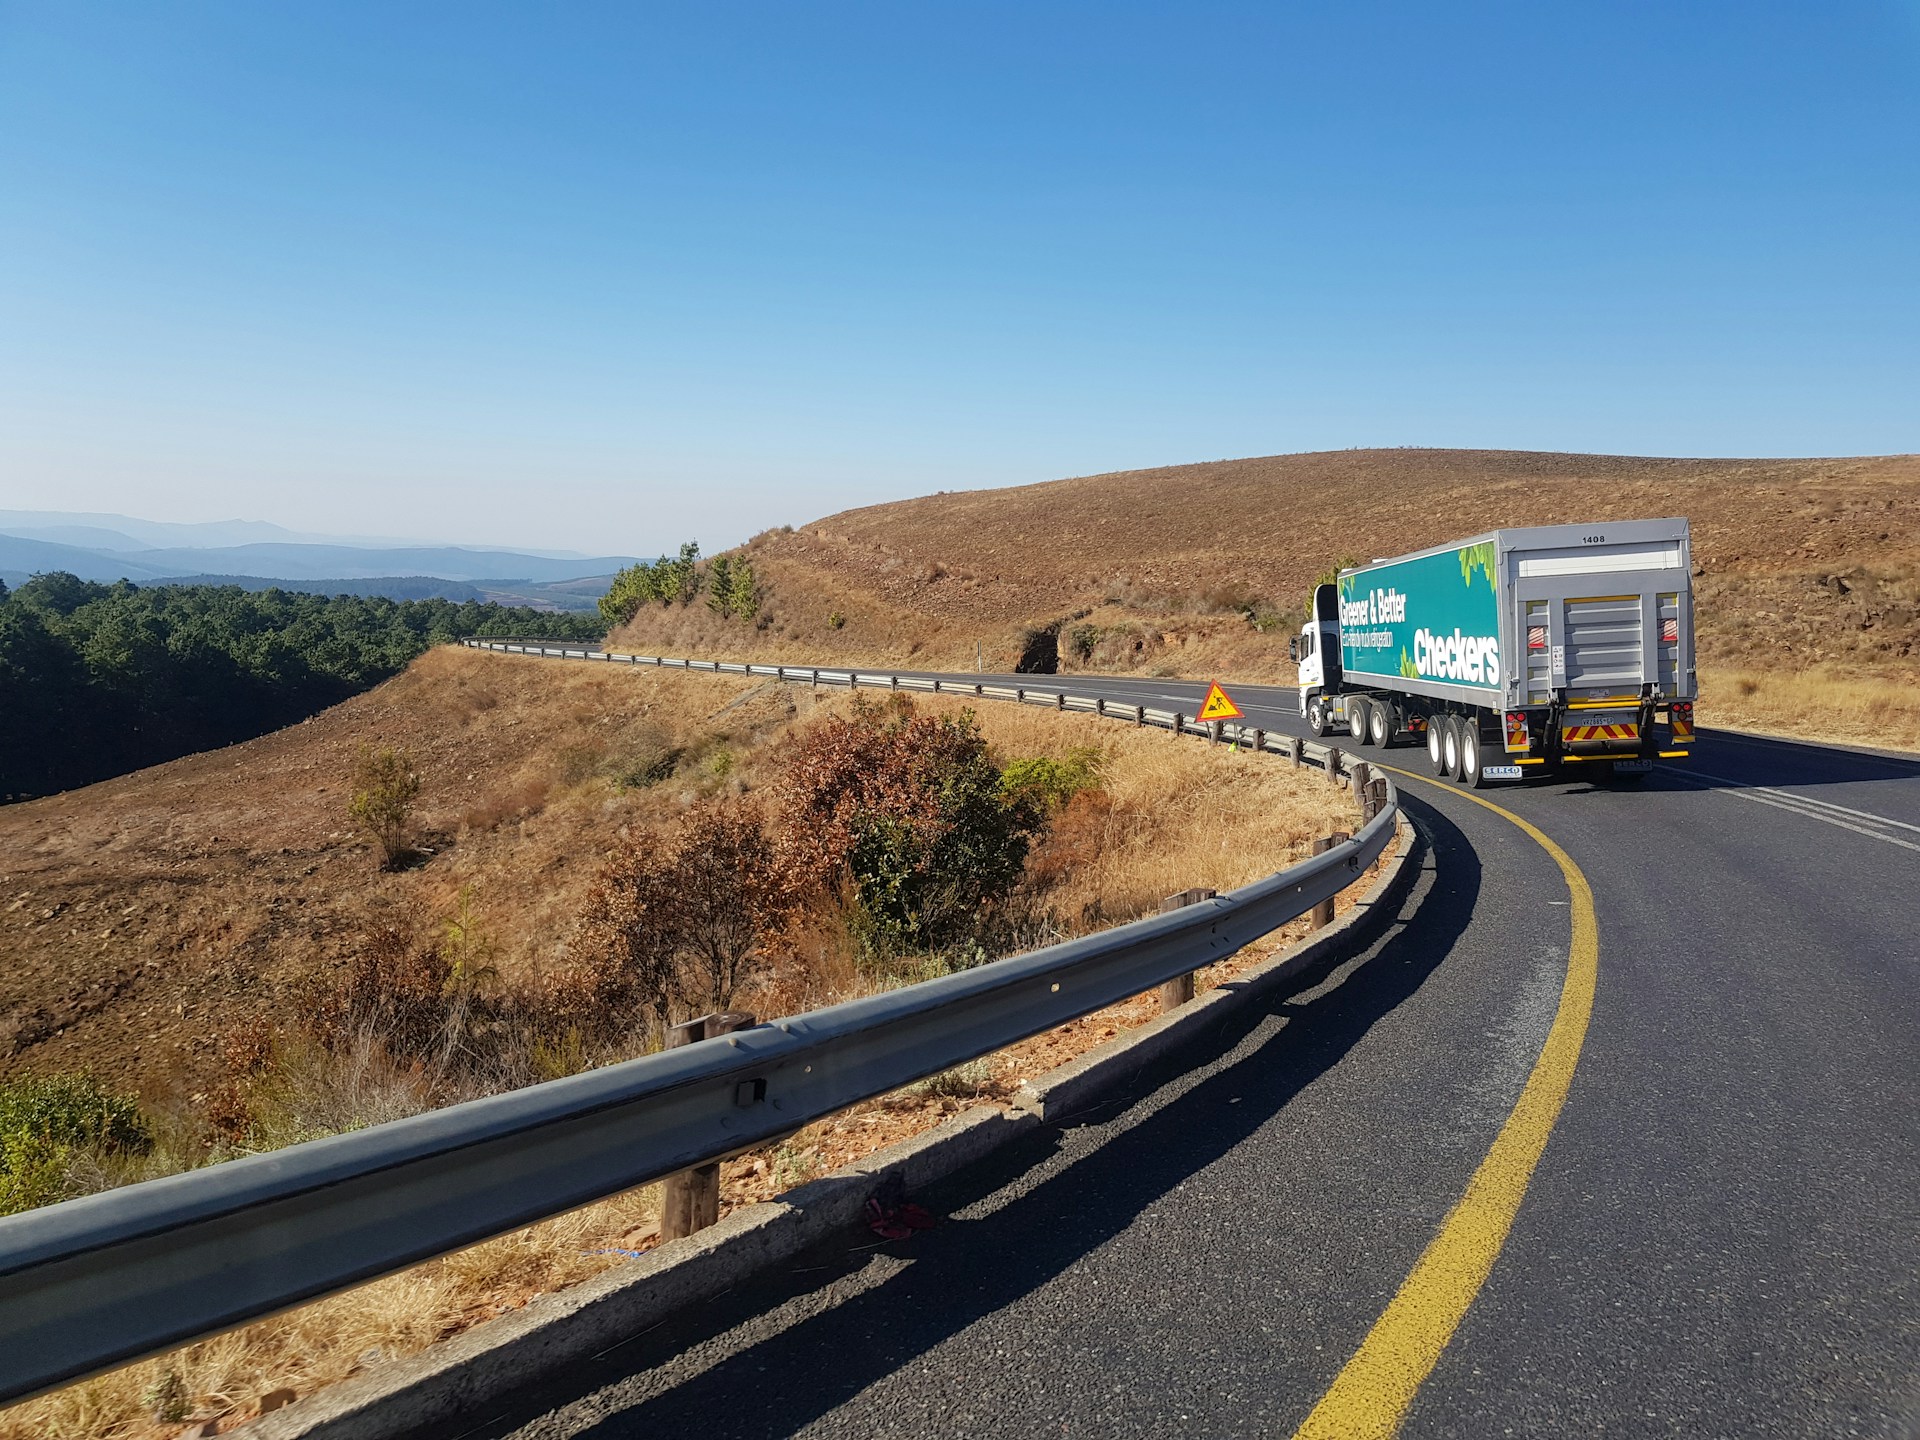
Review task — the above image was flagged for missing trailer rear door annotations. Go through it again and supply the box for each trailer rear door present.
[1503,523,1694,704]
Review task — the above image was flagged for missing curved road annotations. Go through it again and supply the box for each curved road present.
[466,668,1920,1439]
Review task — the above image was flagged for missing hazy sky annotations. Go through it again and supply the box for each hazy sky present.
[2,3,1916,555]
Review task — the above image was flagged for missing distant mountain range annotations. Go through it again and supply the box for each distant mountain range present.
[0,509,645,611]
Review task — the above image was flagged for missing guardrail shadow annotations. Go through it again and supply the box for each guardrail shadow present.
[465,802,1480,1440]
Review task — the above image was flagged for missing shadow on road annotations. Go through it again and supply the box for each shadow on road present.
[466,800,1482,1440]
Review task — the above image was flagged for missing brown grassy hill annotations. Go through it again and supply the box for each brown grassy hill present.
[614,448,1920,745]
[0,651,796,1094]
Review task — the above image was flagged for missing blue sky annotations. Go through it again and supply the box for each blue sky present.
[2,3,1916,555]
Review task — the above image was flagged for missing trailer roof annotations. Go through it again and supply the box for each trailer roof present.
[1341,517,1690,575]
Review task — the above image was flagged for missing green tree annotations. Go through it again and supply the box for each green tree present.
[348,744,421,870]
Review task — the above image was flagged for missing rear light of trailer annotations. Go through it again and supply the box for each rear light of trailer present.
[1670,701,1694,742]
[1503,711,1530,752]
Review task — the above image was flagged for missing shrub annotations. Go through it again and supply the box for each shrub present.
[999,747,1104,816]
[311,926,462,1062]
[347,744,421,869]
[0,1073,152,1215]
[568,799,799,1038]
[776,696,1043,957]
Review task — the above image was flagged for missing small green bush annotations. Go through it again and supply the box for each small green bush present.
[0,1073,153,1215]
[999,747,1104,815]
[347,744,421,869]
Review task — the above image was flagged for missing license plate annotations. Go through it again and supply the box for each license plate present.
[1483,764,1523,780]
[1614,759,1653,773]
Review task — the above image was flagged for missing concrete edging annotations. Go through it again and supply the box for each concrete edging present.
[250,814,1419,1439]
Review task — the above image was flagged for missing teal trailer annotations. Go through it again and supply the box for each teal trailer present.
[1290,520,1696,786]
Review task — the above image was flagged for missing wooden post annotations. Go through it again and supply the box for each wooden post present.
[1288,735,1302,767]
[933,679,941,694]
[1135,705,1145,727]
[1155,888,1216,1011]
[1208,720,1219,745]
[1173,713,1184,738]
[1351,762,1372,816]
[1325,745,1342,785]
[1309,834,1348,929]
[890,675,899,691]
[658,1010,757,1241]
[1016,687,1025,704]
[1096,697,1106,718]
[1253,728,1265,754]
[975,682,984,697]
[1369,777,1389,818]
[1056,692,1065,711]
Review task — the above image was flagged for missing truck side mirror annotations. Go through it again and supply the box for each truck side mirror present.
[1288,637,1300,662]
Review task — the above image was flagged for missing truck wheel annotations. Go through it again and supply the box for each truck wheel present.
[1428,714,1450,776]
[1458,718,1486,788]
[1349,699,1370,744]
[1441,715,1462,777]
[1306,695,1331,738]
[1369,701,1394,749]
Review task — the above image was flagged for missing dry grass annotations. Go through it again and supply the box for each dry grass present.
[1699,666,1920,753]
[0,664,1365,1439]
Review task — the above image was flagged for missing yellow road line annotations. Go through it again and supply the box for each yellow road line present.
[1292,767,1598,1440]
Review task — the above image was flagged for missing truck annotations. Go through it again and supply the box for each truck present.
[1290,519,1696,786]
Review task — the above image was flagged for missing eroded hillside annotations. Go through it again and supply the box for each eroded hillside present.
[611,448,1920,745]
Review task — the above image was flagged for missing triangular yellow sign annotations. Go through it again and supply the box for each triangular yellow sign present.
[1196,682,1243,722]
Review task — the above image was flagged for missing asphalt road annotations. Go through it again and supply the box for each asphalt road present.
[466,665,1920,1439]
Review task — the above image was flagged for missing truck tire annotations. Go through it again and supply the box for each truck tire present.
[1349,699,1370,744]
[1369,700,1394,749]
[1306,695,1331,738]
[1441,715,1462,778]
[1458,717,1486,788]
[1428,713,1450,776]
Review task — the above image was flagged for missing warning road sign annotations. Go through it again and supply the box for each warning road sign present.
[1196,682,1242,722]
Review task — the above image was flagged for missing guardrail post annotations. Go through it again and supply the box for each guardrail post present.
[1134,704,1145,727]
[1096,697,1106,718]
[659,1010,757,1241]
[1309,835,1348,928]
[1208,720,1220,746]
[1253,727,1264,754]
[811,668,819,689]
[1055,691,1065,711]
[1351,762,1372,816]
[1325,745,1342,784]
[890,675,899,691]
[1016,687,1025,704]
[1369,777,1389,819]
[1173,713,1184,738]
[974,682,984,696]
[1155,889,1216,1010]
[1288,736,1302,767]
[933,679,941,694]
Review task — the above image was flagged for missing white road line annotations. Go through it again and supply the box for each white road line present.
[1683,768,1920,835]
[1670,770,1920,853]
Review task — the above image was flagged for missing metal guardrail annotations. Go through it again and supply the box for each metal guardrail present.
[0,644,1395,1404]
